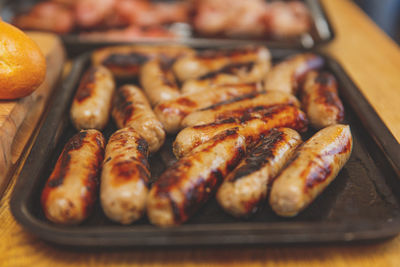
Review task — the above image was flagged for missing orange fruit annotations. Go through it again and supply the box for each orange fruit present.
[0,20,46,99]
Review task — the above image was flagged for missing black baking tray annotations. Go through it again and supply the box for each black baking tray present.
[10,46,400,247]
[0,0,334,55]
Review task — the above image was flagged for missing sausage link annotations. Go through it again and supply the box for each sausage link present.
[217,128,302,217]
[140,59,181,106]
[92,45,195,79]
[264,53,324,94]
[173,104,308,158]
[301,71,344,129]
[112,84,165,153]
[70,66,115,130]
[181,60,270,94]
[41,130,105,225]
[173,46,271,82]
[154,83,263,134]
[269,124,353,217]
[147,129,246,227]
[100,127,150,224]
[181,91,300,127]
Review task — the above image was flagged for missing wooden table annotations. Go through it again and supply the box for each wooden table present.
[1,0,400,266]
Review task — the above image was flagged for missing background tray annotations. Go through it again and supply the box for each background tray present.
[0,0,334,56]
[10,47,400,247]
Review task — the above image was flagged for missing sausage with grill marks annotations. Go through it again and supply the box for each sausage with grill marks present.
[270,124,353,217]
[147,129,246,227]
[154,83,263,134]
[173,46,271,82]
[140,59,181,106]
[112,84,165,153]
[100,127,150,224]
[92,45,195,79]
[217,128,302,217]
[41,129,105,225]
[181,60,270,94]
[181,91,300,128]
[173,104,308,158]
[301,71,344,129]
[264,53,324,94]
[70,65,115,130]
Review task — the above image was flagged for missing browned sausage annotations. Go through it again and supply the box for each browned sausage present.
[70,65,115,130]
[173,46,271,82]
[92,45,195,79]
[264,53,324,94]
[100,127,150,224]
[112,84,165,153]
[181,91,300,127]
[217,128,302,217]
[147,129,246,227]
[173,104,308,158]
[301,71,344,129]
[181,61,270,94]
[139,58,181,106]
[270,124,353,217]
[154,83,263,134]
[41,130,105,225]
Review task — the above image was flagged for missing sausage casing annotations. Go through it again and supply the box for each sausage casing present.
[264,53,324,94]
[181,60,270,94]
[70,66,115,130]
[174,104,308,158]
[301,71,344,129]
[112,84,165,153]
[269,124,353,217]
[217,128,302,217]
[154,83,263,134]
[92,45,195,79]
[181,91,300,127]
[147,129,246,227]
[41,130,105,225]
[173,46,271,82]
[140,59,181,106]
[100,128,150,224]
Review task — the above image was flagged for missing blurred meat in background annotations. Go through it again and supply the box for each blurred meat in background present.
[193,0,310,38]
[9,0,312,41]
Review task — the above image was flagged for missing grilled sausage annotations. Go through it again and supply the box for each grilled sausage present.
[70,66,115,130]
[41,130,105,225]
[264,53,324,94]
[92,45,195,79]
[174,104,308,158]
[301,71,344,129]
[147,129,246,227]
[181,91,300,127]
[112,85,165,153]
[173,46,271,82]
[154,83,263,134]
[217,128,302,217]
[139,59,181,106]
[181,60,270,94]
[100,127,150,224]
[270,124,353,217]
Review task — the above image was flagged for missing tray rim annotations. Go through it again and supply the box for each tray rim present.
[9,47,400,247]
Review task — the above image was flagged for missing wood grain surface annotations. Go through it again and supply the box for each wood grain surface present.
[0,32,65,197]
[1,0,400,266]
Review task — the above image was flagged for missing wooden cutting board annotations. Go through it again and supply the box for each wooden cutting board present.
[0,32,65,196]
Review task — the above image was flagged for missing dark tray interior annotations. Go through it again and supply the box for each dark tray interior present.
[10,47,400,247]
[0,0,334,56]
